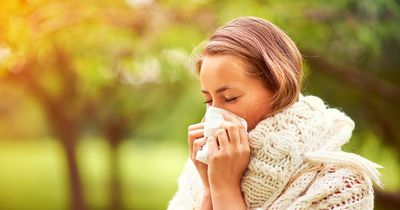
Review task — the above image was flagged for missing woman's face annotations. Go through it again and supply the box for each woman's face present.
[199,55,273,131]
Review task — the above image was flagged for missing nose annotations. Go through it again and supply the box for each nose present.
[210,103,232,114]
[211,102,223,110]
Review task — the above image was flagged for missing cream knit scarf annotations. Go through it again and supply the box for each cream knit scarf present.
[168,94,382,210]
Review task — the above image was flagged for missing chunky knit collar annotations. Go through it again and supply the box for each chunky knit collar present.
[240,94,382,208]
[167,94,381,210]
[249,94,353,150]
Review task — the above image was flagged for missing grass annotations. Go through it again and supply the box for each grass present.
[0,133,398,210]
[0,138,187,210]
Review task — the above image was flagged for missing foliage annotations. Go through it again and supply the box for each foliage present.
[0,0,399,209]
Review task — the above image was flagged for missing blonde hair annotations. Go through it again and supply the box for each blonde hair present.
[194,16,303,114]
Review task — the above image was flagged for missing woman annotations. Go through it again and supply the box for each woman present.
[168,16,382,210]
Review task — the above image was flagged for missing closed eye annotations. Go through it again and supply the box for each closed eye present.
[203,97,239,105]
[224,97,238,102]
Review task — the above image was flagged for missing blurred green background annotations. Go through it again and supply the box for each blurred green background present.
[0,0,399,210]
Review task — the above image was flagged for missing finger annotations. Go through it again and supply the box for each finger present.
[207,136,218,155]
[216,128,229,149]
[220,121,240,145]
[188,129,204,139]
[188,123,204,131]
[239,126,249,146]
[188,129,204,154]
[223,112,244,129]
[223,112,247,144]
[192,137,207,159]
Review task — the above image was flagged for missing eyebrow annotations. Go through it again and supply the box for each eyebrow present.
[201,85,234,94]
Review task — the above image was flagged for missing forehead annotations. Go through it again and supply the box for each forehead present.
[199,55,250,90]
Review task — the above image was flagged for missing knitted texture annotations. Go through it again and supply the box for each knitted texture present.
[168,95,381,210]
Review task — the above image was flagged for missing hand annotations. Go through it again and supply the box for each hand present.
[187,122,210,189]
[207,112,250,195]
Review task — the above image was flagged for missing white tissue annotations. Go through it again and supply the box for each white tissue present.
[195,106,248,164]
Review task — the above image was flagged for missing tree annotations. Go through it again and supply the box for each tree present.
[1,1,194,209]
[2,0,399,209]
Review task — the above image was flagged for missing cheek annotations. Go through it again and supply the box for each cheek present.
[243,109,261,131]
[223,103,252,129]
[240,99,271,131]
[226,106,254,131]
[225,91,272,130]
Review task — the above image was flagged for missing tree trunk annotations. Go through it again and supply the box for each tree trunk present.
[62,137,86,210]
[47,103,87,210]
[110,143,122,210]
[105,118,125,210]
